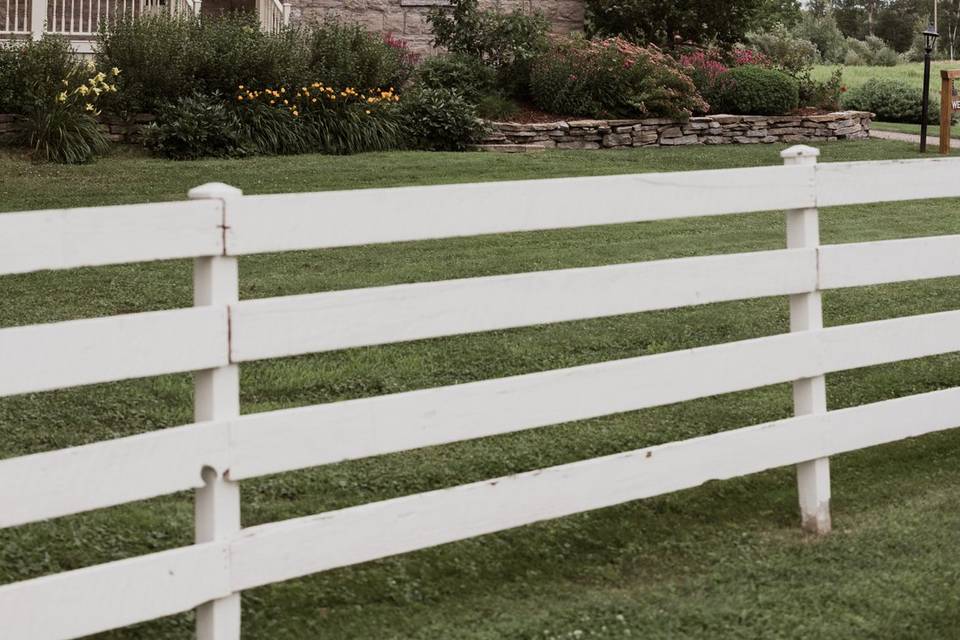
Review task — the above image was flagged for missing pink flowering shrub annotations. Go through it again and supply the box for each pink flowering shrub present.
[729,47,772,68]
[529,36,707,118]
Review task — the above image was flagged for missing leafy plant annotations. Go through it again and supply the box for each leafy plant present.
[798,67,843,111]
[529,36,707,119]
[235,82,404,155]
[9,37,114,163]
[399,87,486,151]
[746,23,820,74]
[307,20,413,92]
[585,0,765,47]
[142,92,248,160]
[476,93,520,120]
[427,0,548,97]
[842,78,934,124]
[710,65,799,115]
[843,35,898,66]
[414,53,497,104]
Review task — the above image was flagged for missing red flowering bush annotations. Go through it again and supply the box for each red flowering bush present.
[678,48,729,114]
[529,36,707,118]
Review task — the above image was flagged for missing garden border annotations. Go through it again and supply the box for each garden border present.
[474,111,873,152]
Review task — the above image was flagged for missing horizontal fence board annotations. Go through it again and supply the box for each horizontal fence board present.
[229,386,960,590]
[0,542,229,640]
[228,309,960,480]
[225,165,815,255]
[820,235,960,289]
[231,249,817,361]
[228,330,821,480]
[0,307,229,397]
[0,201,223,276]
[0,422,228,529]
[819,309,960,372]
[816,158,960,207]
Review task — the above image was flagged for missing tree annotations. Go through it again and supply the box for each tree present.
[586,0,766,47]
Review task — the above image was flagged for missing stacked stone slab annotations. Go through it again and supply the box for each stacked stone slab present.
[473,111,873,152]
[0,114,14,144]
[98,114,155,143]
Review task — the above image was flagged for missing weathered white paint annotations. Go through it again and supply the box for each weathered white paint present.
[0,200,222,276]
[0,307,229,397]
[819,235,960,289]
[190,182,243,640]
[0,422,227,528]
[0,542,230,640]
[224,165,816,255]
[816,157,960,206]
[783,145,831,534]
[229,385,960,591]
[227,308,960,479]
[6,148,960,640]
[230,249,817,361]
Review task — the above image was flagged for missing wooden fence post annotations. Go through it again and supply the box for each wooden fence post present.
[781,145,831,535]
[189,182,242,640]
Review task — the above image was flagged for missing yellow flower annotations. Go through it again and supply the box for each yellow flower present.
[311,98,317,103]
[282,99,288,105]
[238,84,244,89]
[237,95,243,100]
[77,85,89,96]
[84,102,94,111]
[56,91,67,102]
[292,110,299,116]
[365,109,370,114]
[111,67,120,76]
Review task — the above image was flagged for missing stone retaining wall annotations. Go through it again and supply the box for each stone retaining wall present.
[474,111,873,152]
[0,113,155,145]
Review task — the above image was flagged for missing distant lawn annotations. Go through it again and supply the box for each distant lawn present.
[4,140,960,639]
[872,120,960,140]
[812,60,960,91]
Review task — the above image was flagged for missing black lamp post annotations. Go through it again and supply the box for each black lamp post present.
[920,24,939,151]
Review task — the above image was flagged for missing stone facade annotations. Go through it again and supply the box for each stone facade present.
[291,0,585,52]
[473,111,874,152]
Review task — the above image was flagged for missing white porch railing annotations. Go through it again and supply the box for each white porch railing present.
[1,0,288,41]
[3,147,960,639]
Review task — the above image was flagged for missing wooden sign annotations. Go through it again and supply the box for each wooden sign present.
[939,70,960,154]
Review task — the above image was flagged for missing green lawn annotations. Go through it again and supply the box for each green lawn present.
[3,141,960,639]
[871,120,960,140]
[811,60,960,91]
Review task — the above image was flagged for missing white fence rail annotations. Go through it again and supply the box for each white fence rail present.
[2,146,960,639]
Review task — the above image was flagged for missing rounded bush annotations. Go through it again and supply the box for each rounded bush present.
[842,78,934,124]
[399,87,487,151]
[711,65,799,115]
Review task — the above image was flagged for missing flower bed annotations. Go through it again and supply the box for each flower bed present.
[473,111,873,152]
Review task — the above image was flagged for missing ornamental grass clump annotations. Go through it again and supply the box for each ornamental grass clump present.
[11,37,116,163]
[234,82,405,155]
[530,36,707,119]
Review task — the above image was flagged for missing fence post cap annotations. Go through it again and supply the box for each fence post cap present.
[780,145,821,160]
[188,183,243,199]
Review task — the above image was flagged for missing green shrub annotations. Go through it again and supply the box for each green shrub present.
[746,24,820,74]
[6,36,112,163]
[711,65,799,115]
[843,35,898,66]
[794,11,848,63]
[95,14,199,113]
[235,83,405,156]
[798,67,843,111]
[0,44,20,113]
[585,0,765,47]
[476,93,519,120]
[399,87,486,151]
[307,20,414,92]
[529,37,707,119]
[414,53,497,104]
[142,93,248,160]
[97,14,404,114]
[427,0,548,97]
[842,78,934,123]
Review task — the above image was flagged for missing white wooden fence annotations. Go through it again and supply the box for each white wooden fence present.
[2,145,960,639]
